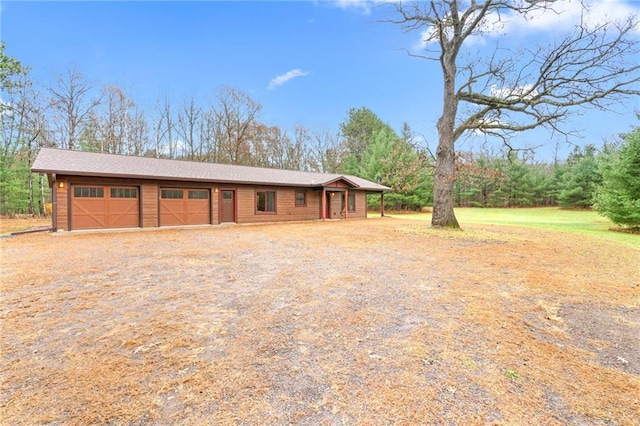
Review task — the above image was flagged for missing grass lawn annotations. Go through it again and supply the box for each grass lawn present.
[0,216,51,236]
[385,207,639,248]
[1,214,638,424]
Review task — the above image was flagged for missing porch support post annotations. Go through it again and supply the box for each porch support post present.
[380,192,385,217]
[344,189,348,219]
[321,188,326,220]
[51,173,58,232]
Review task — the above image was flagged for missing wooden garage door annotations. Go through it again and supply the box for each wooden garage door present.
[159,189,210,226]
[71,186,140,230]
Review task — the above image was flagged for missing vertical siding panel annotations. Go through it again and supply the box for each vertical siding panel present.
[351,192,366,219]
[211,189,219,224]
[141,183,158,227]
[56,179,69,231]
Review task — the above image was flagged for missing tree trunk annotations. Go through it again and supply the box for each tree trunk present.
[431,52,460,228]
[431,133,459,227]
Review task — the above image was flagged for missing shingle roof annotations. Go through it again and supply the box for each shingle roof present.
[31,148,390,192]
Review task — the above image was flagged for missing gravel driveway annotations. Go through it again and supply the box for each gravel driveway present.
[1,218,639,424]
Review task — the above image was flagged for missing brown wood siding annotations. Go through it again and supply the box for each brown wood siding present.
[211,189,219,224]
[141,183,158,227]
[51,175,372,230]
[56,178,69,231]
[236,186,322,224]
[350,192,367,219]
[327,180,349,188]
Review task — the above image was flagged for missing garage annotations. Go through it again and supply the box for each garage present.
[71,185,140,230]
[159,188,211,226]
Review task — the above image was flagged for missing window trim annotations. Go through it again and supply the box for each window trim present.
[348,192,356,212]
[295,191,307,207]
[256,190,277,214]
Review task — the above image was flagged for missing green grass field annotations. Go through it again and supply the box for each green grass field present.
[383,207,639,248]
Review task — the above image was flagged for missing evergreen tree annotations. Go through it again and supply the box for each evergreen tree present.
[339,107,387,172]
[557,145,601,208]
[594,125,640,228]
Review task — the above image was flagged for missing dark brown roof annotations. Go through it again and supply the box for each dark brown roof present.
[32,148,390,192]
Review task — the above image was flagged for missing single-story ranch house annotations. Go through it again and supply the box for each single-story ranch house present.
[32,148,390,232]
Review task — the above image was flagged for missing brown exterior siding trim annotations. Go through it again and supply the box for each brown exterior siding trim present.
[47,175,372,232]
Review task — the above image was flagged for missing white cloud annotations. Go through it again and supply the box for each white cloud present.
[490,84,539,101]
[472,117,510,135]
[268,69,310,90]
[414,0,640,50]
[331,0,375,15]
[501,0,640,34]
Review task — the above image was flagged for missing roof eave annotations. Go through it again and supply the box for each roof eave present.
[32,169,353,189]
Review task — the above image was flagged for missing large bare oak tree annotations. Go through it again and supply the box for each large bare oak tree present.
[388,0,640,228]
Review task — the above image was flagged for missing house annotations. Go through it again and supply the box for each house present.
[31,148,390,232]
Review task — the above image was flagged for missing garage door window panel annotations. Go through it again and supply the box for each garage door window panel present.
[188,190,209,199]
[161,189,184,199]
[111,188,137,198]
[74,187,104,198]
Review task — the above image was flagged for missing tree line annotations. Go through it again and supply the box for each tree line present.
[1,42,638,228]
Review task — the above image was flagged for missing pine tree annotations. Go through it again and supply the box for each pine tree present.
[594,125,640,228]
[557,145,601,208]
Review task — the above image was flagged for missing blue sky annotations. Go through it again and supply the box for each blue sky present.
[2,0,639,161]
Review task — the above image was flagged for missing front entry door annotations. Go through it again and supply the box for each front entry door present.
[220,190,235,223]
[326,192,345,219]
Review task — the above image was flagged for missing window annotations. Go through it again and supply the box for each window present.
[348,192,356,212]
[74,187,104,198]
[161,189,184,199]
[111,188,137,198]
[256,191,276,213]
[295,191,306,207]
[222,191,233,200]
[188,190,209,199]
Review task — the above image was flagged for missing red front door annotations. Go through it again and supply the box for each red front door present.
[220,190,235,223]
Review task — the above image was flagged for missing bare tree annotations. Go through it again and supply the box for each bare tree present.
[307,128,344,173]
[199,109,219,162]
[47,66,101,150]
[250,124,309,170]
[77,86,149,156]
[176,97,202,160]
[126,107,149,156]
[214,86,262,165]
[388,0,640,228]
[151,96,176,158]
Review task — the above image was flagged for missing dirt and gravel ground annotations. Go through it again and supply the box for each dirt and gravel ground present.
[1,217,639,425]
